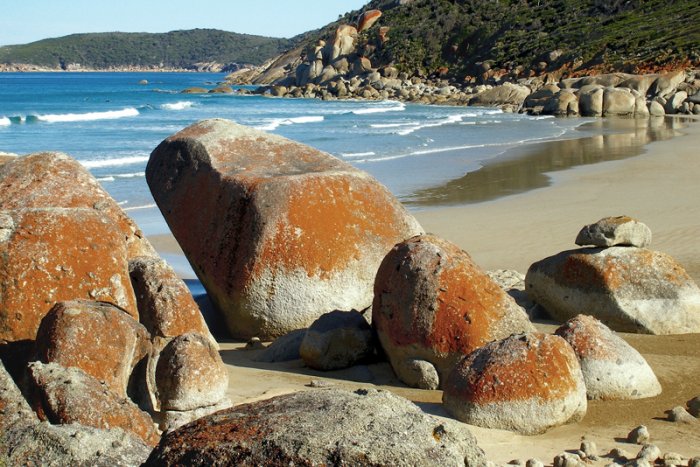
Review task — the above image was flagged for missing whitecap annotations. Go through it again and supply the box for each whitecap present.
[36,107,140,123]
[0,117,10,126]
[352,101,406,115]
[123,203,158,211]
[340,151,376,158]
[255,115,324,131]
[161,101,194,111]
[81,155,149,169]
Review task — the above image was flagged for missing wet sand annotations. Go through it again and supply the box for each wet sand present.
[148,116,700,464]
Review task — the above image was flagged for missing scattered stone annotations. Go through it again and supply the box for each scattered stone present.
[0,208,139,344]
[146,119,422,339]
[687,396,700,417]
[145,388,486,466]
[306,379,335,388]
[244,337,266,350]
[637,444,661,462]
[609,447,631,461]
[129,256,215,346]
[27,362,160,445]
[663,452,685,466]
[373,234,534,389]
[628,425,650,444]
[667,406,699,424]
[526,459,545,467]
[35,299,150,398]
[180,87,208,94]
[300,310,374,371]
[581,440,598,457]
[555,315,661,400]
[443,333,587,435]
[575,216,652,248]
[253,329,306,363]
[553,452,586,467]
[0,421,152,466]
[526,246,700,334]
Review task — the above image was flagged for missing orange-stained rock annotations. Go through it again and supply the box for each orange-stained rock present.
[555,315,661,400]
[28,362,160,446]
[443,333,587,435]
[129,257,215,346]
[0,208,138,343]
[146,119,422,339]
[372,234,534,389]
[35,300,150,398]
[525,246,700,334]
[357,9,382,33]
[0,152,156,259]
[326,25,358,61]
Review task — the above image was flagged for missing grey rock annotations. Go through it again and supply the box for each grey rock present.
[575,216,652,248]
[649,100,666,116]
[553,452,585,467]
[526,459,545,467]
[469,82,531,108]
[687,395,700,416]
[628,425,650,444]
[603,87,636,116]
[0,421,151,467]
[667,405,699,424]
[299,310,374,371]
[145,388,487,466]
[609,447,630,461]
[254,329,306,362]
[637,443,661,461]
[399,358,440,390]
[578,85,604,116]
[581,440,598,457]
[664,91,688,114]
[0,360,37,432]
[526,247,700,334]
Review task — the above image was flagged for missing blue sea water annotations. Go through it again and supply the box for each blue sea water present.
[0,72,587,235]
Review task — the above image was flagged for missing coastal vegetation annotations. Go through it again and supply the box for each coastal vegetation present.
[0,29,294,70]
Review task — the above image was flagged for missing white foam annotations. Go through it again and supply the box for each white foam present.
[36,107,139,123]
[161,101,194,110]
[123,203,157,212]
[340,151,376,158]
[397,114,468,136]
[81,155,149,169]
[352,101,406,115]
[96,176,115,182]
[0,117,10,126]
[370,122,419,129]
[117,200,129,206]
[95,172,144,182]
[255,115,324,131]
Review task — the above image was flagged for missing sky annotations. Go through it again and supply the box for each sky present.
[0,1,369,46]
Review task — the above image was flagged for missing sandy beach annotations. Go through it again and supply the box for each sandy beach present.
[149,116,700,464]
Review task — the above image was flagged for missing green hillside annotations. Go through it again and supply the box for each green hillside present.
[0,29,294,69]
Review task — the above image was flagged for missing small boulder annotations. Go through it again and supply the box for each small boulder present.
[146,119,422,339]
[649,100,666,116]
[35,300,150,398]
[145,388,486,466]
[300,310,374,371]
[575,216,652,248]
[555,315,661,400]
[525,247,700,334]
[180,87,208,94]
[27,362,160,445]
[667,406,698,424]
[0,208,138,344]
[254,329,306,363]
[442,333,587,435]
[628,425,650,444]
[373,234,534,389]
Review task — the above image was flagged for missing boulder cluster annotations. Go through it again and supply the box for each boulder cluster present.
[0,153,228,464]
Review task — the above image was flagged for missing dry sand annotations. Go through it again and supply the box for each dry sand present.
[149,117,700,465]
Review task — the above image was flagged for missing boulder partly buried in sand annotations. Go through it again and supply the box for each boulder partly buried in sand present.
[145,388,486,466]
[575,216,652,248]
[525,246,700,334]
[34,300,150,398]
[555,315,661,400]
[146,119,422,339]
[0,208,138,344]
[373,234,534,389]
[443,333,587,435]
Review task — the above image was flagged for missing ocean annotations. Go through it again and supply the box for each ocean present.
[2,72,598,236]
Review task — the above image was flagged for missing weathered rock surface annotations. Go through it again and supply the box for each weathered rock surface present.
[555,315,661,400]
[0,421,152,467]
[0,208,138,343]
[146,119,422,339]
[35,300,150,397]
[443,333,587,435]
[525,246,700,334]
[0,152,18,165]
[129,256,214,345]
[154,332,229,413]
[575,216,652,248]
[27,362,160,445]
[145,388,486,466]
[0,360,37,433]
[469,82,531,108]
[0,152,155,259]
[300,310,374,370]
[603,87,637,116]
[373,234,534,389]
[357,9,382,32]
[579,85,604,116]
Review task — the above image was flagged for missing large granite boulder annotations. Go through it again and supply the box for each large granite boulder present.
[0,152,155,259]
[575,216,652,248]
[373,234,534,389]
[325,25,358,62]
[555,315,662,400]
[129,256,215,346]
[146,119,422,339]
[299,310,374,371]
[578,85,604,116]
[27,362,160,445]
[357,9,382,32]
[525,247,700,334]
[443,333,587,435]
[0,208,138,344]
[544,90,579,116]
[603,87,636,116]
[35,300,150,397]
[145,388,486,466]
[469,82,531,108]
[650,70,686,98]
[0,422,152,467]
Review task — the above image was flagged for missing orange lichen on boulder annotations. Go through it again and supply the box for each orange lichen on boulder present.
[0,208,138,343]
[357,9,382,32]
